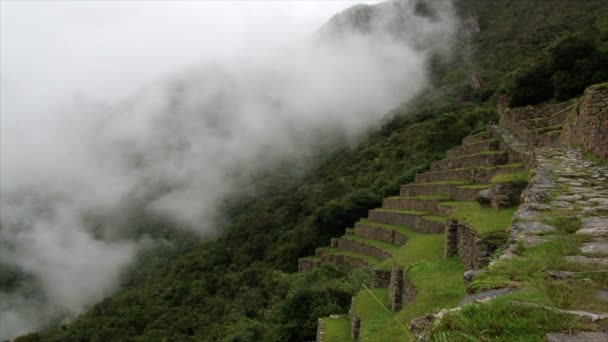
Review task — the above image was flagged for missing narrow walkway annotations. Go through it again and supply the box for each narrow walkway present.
[509,146,608,258]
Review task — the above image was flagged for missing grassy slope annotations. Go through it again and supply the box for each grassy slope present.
[30,1,608,341]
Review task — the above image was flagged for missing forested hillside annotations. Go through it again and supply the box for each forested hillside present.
[18,0,608,341]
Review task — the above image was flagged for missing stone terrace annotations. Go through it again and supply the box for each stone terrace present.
[298,128,527,274]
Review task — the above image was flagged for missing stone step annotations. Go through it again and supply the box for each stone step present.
[430,151,508,172]
[446,139,500,159]
[354,220,409,246]
[400,182,490,201]
[317,248,380,269]
[382,195,450,214]
[336,236,393,261]
[526,108,570,129]
[415,163,526,184]
[462,131,492,146]
[298,257,321,272]
[535,127,563,147]
[367,209,447,234]
[489,125,535,167]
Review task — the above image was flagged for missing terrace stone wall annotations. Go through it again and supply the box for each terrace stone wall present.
[389,265,416,311]
[298,258,321,272]
[337,238,392,260]
[372,269,391,288]
[354,224,408,246]
[445,221,497,270]
[562,85,608,161]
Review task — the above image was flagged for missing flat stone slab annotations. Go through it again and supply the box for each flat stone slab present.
[460,288,521,306]
[547,332,608,342]
[565,255,608,266]
[577,218,608,236]
[513,221,556,234]
[596,289,608,302]
[580,237,608,256]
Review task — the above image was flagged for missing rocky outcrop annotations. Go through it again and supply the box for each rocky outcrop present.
[477,182,527,209]
[562,84,608,161]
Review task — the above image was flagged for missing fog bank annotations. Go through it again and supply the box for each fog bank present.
[0,0,456,339]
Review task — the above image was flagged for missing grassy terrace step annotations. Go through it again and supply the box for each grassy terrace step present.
[297,256,322,272]
[337,235,395,261]
[401,181,490,201]
[462,131,492,145]
[446,139,500,159]
[430,151,508,172]
[316,247,383,269]
[368,209,447,234]
[357,256,465,341]
[319,316,350,342]
[382,195,450,213]
[354,219,416,246]
[415,163,526,184]
[441,201,516,242]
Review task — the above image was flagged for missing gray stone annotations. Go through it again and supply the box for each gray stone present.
[580,237,608,256]
[565,255,608,265]
[460,288,521,305]
[546,332,608,342]
[512,221,556,234]
[476,188,492,207]
[596,289,608,302]
[463,270,486,285]
[576,218,608,236]
[547,270,578,279]
[520,235,548,247]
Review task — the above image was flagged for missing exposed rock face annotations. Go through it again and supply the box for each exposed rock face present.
[489,182,527,209]
[562,84,608,161]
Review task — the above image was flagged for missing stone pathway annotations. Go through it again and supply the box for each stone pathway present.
[506,147,608,259]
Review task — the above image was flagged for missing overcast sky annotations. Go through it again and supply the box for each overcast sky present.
[0,0,378,104]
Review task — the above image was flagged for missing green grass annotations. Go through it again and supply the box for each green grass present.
[468,237,608,315]
[490,170,530,184]
[373,209,429,216]
[411,180,471,186]
[382,232,445,268]
[445,162,524,173]
[543,216,581,234]
[342,235,398,254]
[387,195,451,201]
[321,316,351,342]
[357,219,416,238]
[446,150,506,161]
[355,288,398,340]
[300,256,321,262]
[358,259,466,342]
[534,124,563,134]
[456,184,491,189]
[430,292,598,341]
[442,201,515,239]
[318,247,382,267]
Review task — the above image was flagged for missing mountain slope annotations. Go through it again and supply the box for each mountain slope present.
[22,0,608,341]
